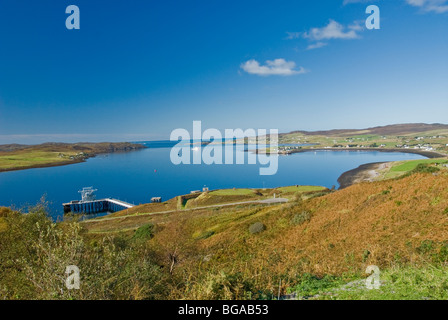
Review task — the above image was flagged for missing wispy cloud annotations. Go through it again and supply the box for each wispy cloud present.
[343,0,448,13]
[285,20,363,51]
[303,20,361,41]
[285,32,301,40]
[306,42,328,50]
[406,0,448,13]
[240,59,308,76]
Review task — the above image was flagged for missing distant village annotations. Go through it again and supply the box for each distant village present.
[277,134,448,154]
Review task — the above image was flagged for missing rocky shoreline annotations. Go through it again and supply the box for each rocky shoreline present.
[337,162,391,189]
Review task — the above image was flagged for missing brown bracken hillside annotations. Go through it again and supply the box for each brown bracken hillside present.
[81,170,448,298]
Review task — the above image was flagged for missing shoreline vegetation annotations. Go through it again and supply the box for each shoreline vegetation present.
[0,142,146,173]
[338,157,448,189]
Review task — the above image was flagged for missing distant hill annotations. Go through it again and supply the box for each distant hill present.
[0,142,145,153]
[289,123,448,137]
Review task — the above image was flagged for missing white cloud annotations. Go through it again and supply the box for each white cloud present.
[286,20,363,51]
[348,20,365,31]
[298,20,363,51]
[303,20,361,41]
[286,20,362,42]
[406,0,448,13]
[306,42,328,50]
[241,59,307,76]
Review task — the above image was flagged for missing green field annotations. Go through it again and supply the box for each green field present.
[390,158,448,173]
[276,185,327,193]
[0,151,77,170]
[209,189,257,196]
[0,142,144,172]
[378,158,448,180]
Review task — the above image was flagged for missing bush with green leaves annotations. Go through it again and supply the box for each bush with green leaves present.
[0,208,167,300]
[133,223,155,241]
[408,164,440,175]
[291,211,312,225]
[249,222,266,234]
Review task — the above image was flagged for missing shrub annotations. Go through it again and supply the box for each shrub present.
[133,223,155,241]
[195,271,257,300]
[417,240,434,255]
[112,235,129,250]
[362,249,371,262]
[0,209,167,300]
[249,222,266,234]
[412,164,440,174]
[0,207,11,217]
[291,211,312,225]
[436,244,448,263]
[287,273,343,298]
[292,193,304,203]
[307,191,329,200]
[196,230,215,240]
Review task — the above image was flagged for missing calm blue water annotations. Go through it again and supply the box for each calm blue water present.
[0,142,425,220]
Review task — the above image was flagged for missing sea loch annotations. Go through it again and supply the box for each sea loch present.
[0,142,425,220]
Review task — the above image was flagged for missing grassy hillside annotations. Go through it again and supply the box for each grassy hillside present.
[84,170,448,299]
[384,158,448,179]
[1,170,448,300]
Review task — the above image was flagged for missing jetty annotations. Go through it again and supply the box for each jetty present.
[63,187,134,214]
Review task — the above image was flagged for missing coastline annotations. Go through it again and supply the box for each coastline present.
[0,142,147,174]
[277,147,447,159]
[0,159,87,173]
[249,146,447,189]
[334,148,447,189]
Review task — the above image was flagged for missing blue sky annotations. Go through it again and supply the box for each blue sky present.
[0,0,447,143]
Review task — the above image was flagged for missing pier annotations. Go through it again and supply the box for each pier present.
[63,187,135,215]
[63,198,134,214]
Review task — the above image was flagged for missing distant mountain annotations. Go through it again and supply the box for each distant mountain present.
[289,123,448,137]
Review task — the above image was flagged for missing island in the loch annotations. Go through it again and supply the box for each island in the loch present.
[0,142,146,173]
